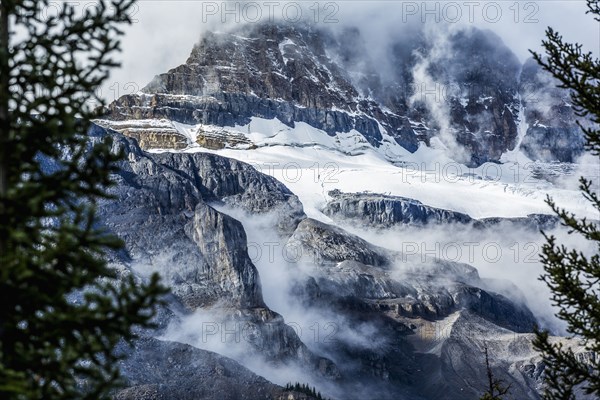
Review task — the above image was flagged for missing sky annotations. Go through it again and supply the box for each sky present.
[101,0,599,102]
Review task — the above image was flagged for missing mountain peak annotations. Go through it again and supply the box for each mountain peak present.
[103,21,583,166]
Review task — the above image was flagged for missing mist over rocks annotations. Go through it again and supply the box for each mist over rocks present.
[280,218,542,398]
[288,225,537,333]
[519,57,588,163]
[115,337,331,400]
[102,21,586,167]
[88,122,595,399]
[288,218,392,268]
[90,126,338,383]
[89,15,599,400]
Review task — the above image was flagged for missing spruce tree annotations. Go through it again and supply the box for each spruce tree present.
[531,0,600,398]
[479,345,510,400]
[0,1,165,398]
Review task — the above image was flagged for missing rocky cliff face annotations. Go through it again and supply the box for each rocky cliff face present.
[519,58,587,162]
[91,125,337,382]
[323,190,472,227]
[97,127,300,309]
[91,18,595,400]
[98,22,579,167]
[90,122,594,399]
[289,218,392,267]
[404,27,521,165]
[287,218,536,332]
[323,190,559,230]
[116,338,328,400]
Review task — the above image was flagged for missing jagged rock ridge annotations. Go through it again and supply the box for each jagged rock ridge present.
[323,189,559,230]
[102,22,585,166]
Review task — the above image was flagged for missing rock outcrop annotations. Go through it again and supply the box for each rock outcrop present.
[519,57,587,162]
[100,23,554,167]
[288,218,391,267]
[184,202,265,308]
[409,311,596,400]
[116,338,286,400]
[283,217,539,399]
[287,220,537,332]
[323,190,558,231]
[323,189,472,227]
[91,125,334,379]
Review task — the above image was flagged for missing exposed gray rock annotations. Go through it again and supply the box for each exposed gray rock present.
[521,125,586,163]
[474,213,559,231]
[286,215,535,332]
[323,189,472,227]
[95,127,293,309]
[116,338,289,400]
[450,284,536,333]
[102,23,543,166]
[409,311,596,400]
[184,202,265,308]
[90,125,333,377]
[106,22,389,148]
[145,25,358,111]
[412,27,521,165]
[519,57,587,162]
[288,218,390,267]
[318,260,414,300]
[149,148,306,236]
[323,190,559,231]
[286,253,536,399]
[308,260,535,333]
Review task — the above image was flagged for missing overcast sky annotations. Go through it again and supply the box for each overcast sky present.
[102,0,599,102]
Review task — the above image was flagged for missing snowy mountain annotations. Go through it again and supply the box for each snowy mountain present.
[95,21,597,400]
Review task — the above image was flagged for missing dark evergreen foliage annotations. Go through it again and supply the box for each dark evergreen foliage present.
[0,1,166,398]
[285,382,329,399]
[531,1,600,398]
[479,344,511,400]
